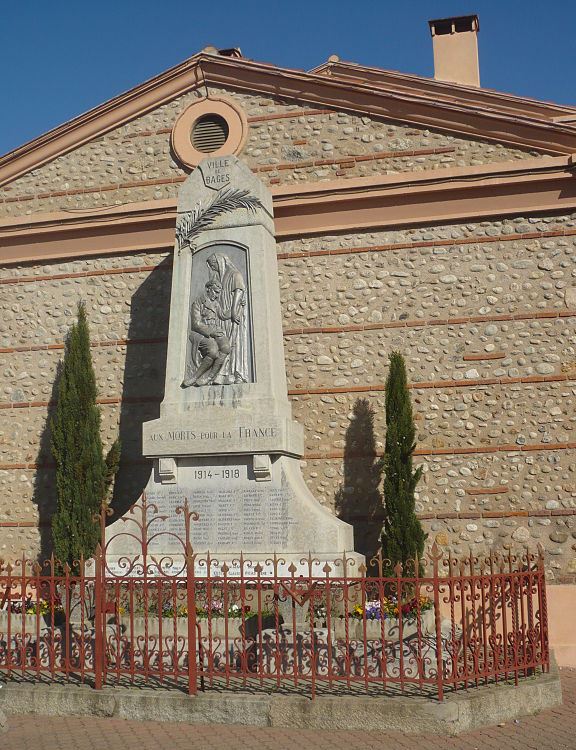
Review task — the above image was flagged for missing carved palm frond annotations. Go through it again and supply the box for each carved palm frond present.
[176,188,264,250]
[175,213,197,250]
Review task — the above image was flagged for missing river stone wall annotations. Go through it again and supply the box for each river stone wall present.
[0,86,541,219]
[0,208,575,579]
[0,78,571,575]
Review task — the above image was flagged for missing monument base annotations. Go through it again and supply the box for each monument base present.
[105,455,364,578]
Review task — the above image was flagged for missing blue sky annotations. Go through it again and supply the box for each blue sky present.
[1,0,575,157]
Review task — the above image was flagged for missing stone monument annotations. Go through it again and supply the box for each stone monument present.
[105,156,362,575]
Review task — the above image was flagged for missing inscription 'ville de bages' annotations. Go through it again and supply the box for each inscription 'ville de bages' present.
[149,426,280,443]
[201,158,231,189]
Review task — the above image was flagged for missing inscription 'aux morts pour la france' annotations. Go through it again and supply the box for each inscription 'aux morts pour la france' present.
[149,426,279,442]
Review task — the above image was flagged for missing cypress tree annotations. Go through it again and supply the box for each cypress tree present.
[380,351,427,575]
[50,302,120,570]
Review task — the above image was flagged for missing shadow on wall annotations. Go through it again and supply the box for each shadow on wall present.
[334,398,385,568]
[109,257,172,522]
[32,363,61,562]
[31,257,173,555]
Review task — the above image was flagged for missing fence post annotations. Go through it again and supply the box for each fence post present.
[186,542,198,696]
[431,543,444,701]
[93,543,104,690]
[536,545,549,672]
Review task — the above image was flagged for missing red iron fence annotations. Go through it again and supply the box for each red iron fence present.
[0,501,549,700]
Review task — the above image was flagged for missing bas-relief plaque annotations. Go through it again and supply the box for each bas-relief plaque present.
[182,244,254,388]
[145,459,295,552]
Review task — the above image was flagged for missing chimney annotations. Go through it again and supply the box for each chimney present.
[428,15,480,87]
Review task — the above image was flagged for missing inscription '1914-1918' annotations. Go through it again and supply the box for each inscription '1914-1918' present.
[149,426,279,442]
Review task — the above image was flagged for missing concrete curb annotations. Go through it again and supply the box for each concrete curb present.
[0,667,562,736]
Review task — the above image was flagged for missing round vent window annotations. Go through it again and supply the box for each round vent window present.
[191,114,230,153]
[171,96,248,168]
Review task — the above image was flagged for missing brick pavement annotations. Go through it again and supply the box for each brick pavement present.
[2,669,575,750]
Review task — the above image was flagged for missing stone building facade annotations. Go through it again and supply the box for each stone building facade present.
[1,31,576,587]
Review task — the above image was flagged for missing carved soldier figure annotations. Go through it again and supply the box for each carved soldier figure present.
[182,279,232,387]
[206,253,250,384]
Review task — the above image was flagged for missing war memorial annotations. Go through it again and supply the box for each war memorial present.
[104,154,361,576]
[0,14,573,733]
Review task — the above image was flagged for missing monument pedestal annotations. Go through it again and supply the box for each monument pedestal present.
[106,156,364,576]
[106,454,363,576]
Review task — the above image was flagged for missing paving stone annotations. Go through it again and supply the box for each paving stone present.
[1,670,575,750]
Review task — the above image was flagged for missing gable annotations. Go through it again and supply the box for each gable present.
[0,83,545,221]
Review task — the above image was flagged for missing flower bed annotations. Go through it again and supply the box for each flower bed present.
[334,608,435,641]
[116,601,278,640]
[331,596,434,641]
[0,597,66,633]
[349,595,433,621]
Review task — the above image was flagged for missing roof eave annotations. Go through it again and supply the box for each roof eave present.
[311,59,576,121]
